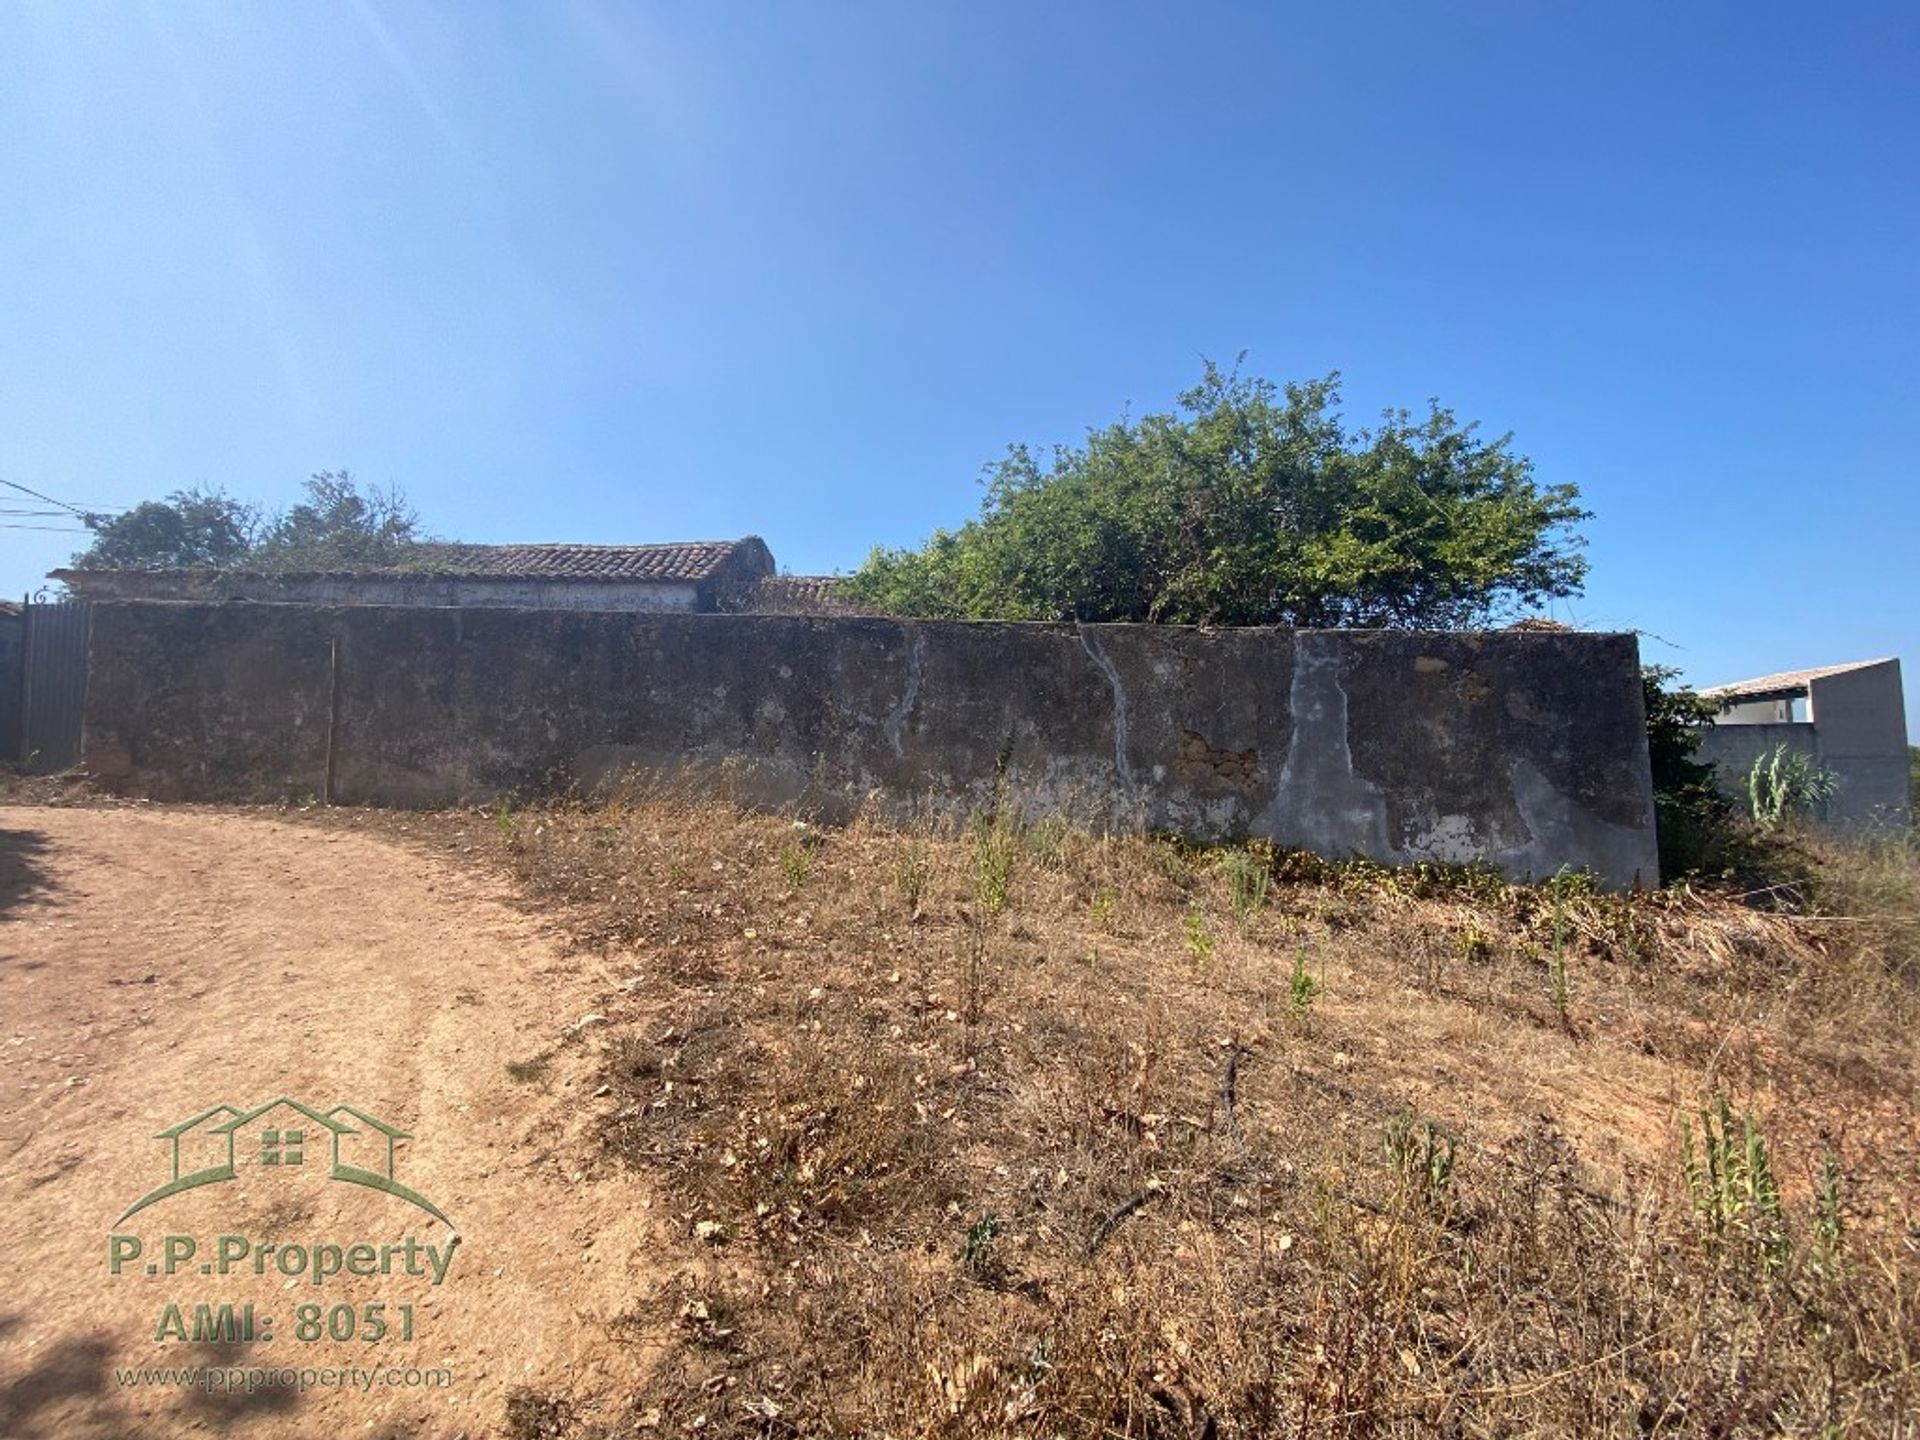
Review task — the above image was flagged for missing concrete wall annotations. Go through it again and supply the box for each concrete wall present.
[1808,662,1908,754]
[81,603,1662,887]
[1697,722,1819,818]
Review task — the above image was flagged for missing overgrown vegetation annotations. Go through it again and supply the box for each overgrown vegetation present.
[69,469,422,572]
[847,361,1589,628]
[468,786,1919,1437]
[1641,664,1745,878]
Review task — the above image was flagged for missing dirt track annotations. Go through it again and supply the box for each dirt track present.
[0,805,658,1439]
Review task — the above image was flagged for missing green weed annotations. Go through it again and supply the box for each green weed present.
[1385,1112,1456,1208]
[895,841,931,911]
[1813,1146,1845,1278]
[1184,907,1214,962]
[1749,744,1840,829]
[1680,1093,1788,1269]
[972,809,1016,913]
[779,841,812,890]
[1288,949,1321,1017]
[1223,846,1271,925]
[959,1212,1004,1279]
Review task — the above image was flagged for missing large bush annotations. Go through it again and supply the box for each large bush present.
[849,362,1589,629]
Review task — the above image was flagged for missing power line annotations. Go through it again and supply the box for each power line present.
[0,522,93,533]
[0,475,89,516]
[0,476,123,522]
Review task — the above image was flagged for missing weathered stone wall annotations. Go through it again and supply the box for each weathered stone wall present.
[82,603,1660,886]
[59,569,705,613]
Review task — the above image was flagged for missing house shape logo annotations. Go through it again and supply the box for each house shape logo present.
[116,1096,455,1232]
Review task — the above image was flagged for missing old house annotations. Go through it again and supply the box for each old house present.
[1698,657,1911,831]
[53,536,776,614]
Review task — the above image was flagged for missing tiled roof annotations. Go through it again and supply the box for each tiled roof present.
[1700,658,1896,700]
[730,574,880,615]
[55,537,773,585]
[749,575,848,603]
[399,539,760,582]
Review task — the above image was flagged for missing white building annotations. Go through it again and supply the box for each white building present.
[1698,657,1911,831]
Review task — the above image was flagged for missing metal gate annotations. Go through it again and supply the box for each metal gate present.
[13,598,92,772]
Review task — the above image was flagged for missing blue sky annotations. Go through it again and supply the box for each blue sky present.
[2,3,1914,731]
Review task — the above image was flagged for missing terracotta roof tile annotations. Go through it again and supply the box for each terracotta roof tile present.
[401,540,756,582]
[57,537,773,585]
[729,574,879,615]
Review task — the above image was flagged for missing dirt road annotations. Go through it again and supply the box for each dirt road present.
[0,805,660,1439]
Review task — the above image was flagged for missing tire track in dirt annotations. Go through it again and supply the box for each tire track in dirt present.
[0,806,660,1439]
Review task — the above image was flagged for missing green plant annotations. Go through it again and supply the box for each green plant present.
[1090,884,1116,928]
[1812,1147,1845,1278]
[1642,665,1742,876]
[1748,744,1840,829]
[959,1212,1004,1278]
[1223,846,1271,925]
[779,841,812,890]
[895,841,931,911]
[73,471,424,573]
[1288,949,1321,1016]
[495,798,515,839]
[1184,907,1214,962]
[1680,1093,1788,1268]
[68,483,258,570]
[1385,1112,1456,1207]
[846,362,1587,629]
[971,809,1016,913]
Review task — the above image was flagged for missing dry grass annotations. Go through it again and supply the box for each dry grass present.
[469,789,1917,1437]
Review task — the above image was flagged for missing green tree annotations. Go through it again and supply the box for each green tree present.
[1642,666,1740,876]
[847,363,1589,627]
[70,472,420,572]
[252,470,420,570]
[70,486,257,570]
